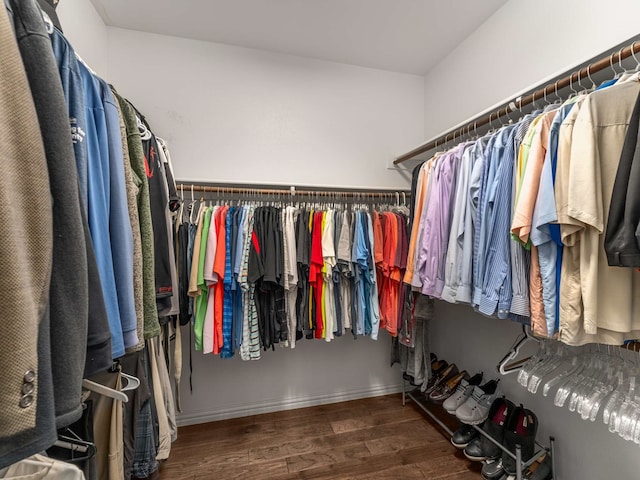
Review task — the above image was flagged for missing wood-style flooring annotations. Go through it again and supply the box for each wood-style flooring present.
[159,394,482,480]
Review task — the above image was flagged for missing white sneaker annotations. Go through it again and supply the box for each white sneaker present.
[455,380,501,425]
[443,372,483,414]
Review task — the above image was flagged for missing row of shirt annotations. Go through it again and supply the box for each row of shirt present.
[178,202,411,359]
[407,73,640,347]
[0,1,180,476]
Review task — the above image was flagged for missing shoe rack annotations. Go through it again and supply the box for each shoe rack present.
[401,379,557,480]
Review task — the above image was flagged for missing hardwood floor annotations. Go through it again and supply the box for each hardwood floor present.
[159,394,482,480]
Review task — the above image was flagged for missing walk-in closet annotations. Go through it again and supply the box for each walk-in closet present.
[3,1,640,479]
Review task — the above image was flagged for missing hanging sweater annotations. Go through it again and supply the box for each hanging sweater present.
[113,90,161,340]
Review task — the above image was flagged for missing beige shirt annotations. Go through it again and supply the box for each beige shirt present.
[557,80,640,345]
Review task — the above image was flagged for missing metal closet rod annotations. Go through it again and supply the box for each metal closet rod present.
[395,40,640,165]
[176,183,411,198]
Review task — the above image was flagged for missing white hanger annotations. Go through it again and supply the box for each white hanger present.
[120,372,140,392]
[82,378,128,403]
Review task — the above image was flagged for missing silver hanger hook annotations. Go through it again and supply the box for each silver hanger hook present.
[531,90,539,110]
[610,51,621,77]
[618,46,626,75]
[568,72,578,97]
[553,80,562,103]
[586,64,596,91]
[631,41,640,71]
[504,104,513,124]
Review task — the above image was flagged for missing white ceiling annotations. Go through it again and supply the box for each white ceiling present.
[89,0,507,75]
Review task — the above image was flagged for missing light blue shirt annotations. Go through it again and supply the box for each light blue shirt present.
[366,213,380,340]
[98,78,139,350]
[472,133,499,307]
[79,62,124,358]
[478,125,518,318]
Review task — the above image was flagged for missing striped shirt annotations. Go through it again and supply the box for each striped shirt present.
[509,115,536,319]
[478,125,517,318]
[472,133,499,307]
[221,207,235,358]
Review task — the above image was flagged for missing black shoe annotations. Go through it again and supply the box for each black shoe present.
[502,406,538,475]
[481,397,515,460]
[451,424,478,449]
[482,458,505,479]
[463,437,486,462]
[526,454,552,480]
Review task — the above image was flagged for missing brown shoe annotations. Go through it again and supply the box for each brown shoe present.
[429,370,469,403]
[424,363,459,395]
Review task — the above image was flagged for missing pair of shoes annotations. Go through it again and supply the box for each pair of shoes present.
[443,372,484,414]
[470,397,515,465]
[456,379,502,425]
[476,400,538,476]
[451,424,478,449]
[424,363,459,396]
[429,370,470,403]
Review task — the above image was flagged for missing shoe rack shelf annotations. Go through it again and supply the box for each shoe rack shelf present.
[402,380,557,480]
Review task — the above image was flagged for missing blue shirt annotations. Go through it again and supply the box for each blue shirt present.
[472,133,499,307]
[50,29,88,209]
[99,78,139,350]
[79,61,124,358]
[478,125,517,318]
[221,207,235,358]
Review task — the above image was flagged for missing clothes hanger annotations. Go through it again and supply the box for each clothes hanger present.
[630,41,640,72]
[568,72,579,99]
[120,372,140,392]
[585,64,597,92]
[82,378,128,403]
[497,324,540,375]
[553,80,563,104]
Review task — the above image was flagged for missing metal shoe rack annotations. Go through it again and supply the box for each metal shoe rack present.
[401,379,557,480]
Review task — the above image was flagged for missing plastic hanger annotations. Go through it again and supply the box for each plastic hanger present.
[120,372,140,392]
[82,378,128,403]
[497,324,539,376]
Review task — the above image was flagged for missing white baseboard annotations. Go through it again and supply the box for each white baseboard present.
[176,383,404,427]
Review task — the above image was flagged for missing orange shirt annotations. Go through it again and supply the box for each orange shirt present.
[404,156,438,284]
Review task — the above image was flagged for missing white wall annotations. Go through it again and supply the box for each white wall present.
[423,0,640,478]
[423,0,640,140]
[105,27,425,424]
[56,0,108,77]
[106,27,423,190]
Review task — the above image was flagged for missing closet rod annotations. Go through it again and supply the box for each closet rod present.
[394,40,640,165]
[176,183,411,199]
